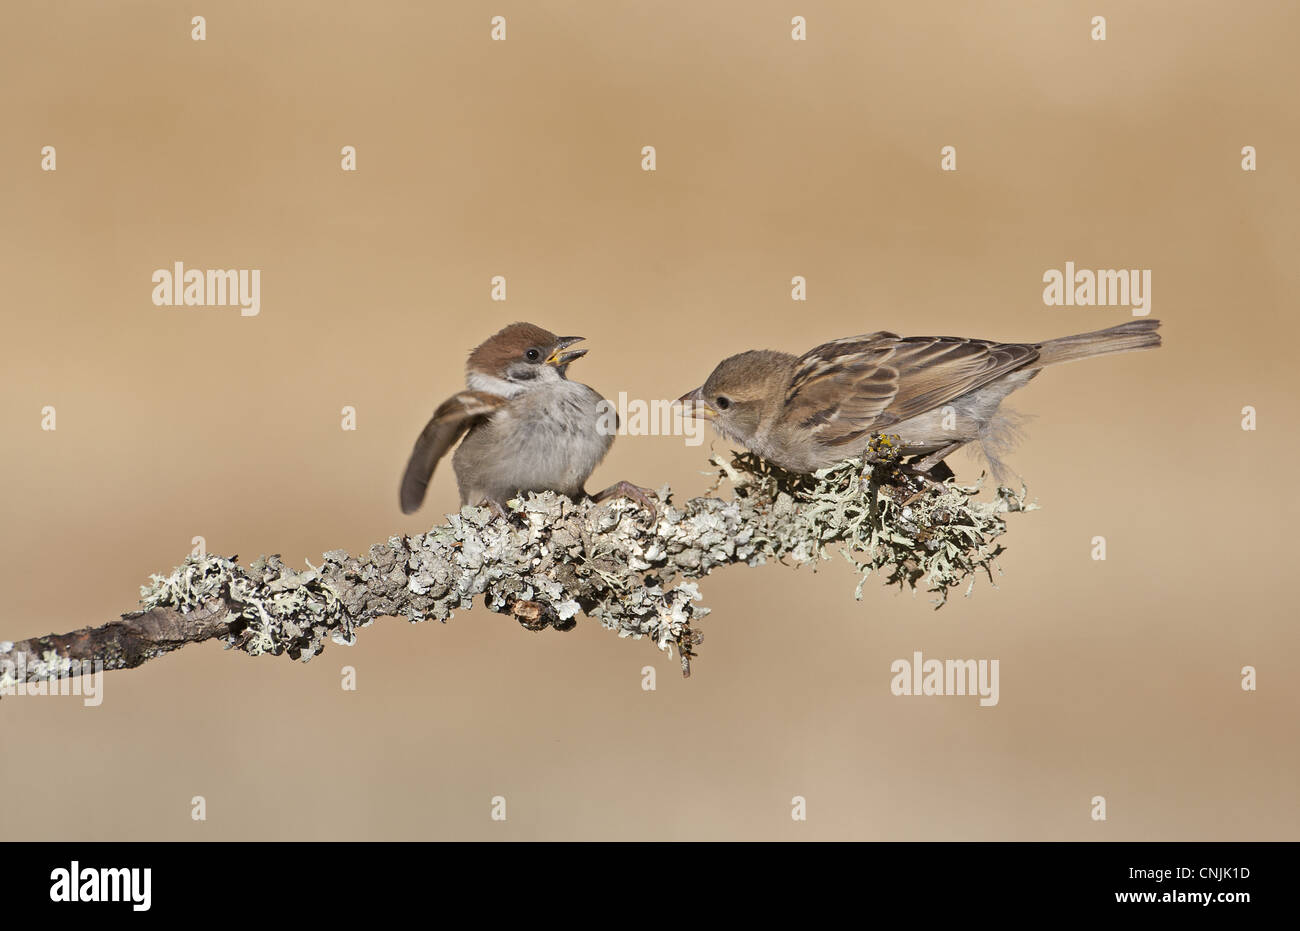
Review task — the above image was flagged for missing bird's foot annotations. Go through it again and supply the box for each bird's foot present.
[900,464,948,492]
[588,481,659,530]
[474,497,515,524]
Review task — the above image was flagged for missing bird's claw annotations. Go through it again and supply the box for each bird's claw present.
[588,481,659,531]
[474,498,514,523]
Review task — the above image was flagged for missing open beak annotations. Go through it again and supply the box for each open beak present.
[546,336,587,367]
[675,386,715,420]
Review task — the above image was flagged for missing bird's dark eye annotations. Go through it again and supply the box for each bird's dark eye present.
[715,396,732,410]
[525,348,542,362]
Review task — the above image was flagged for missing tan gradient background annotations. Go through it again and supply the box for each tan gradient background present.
[2,1,1297,841]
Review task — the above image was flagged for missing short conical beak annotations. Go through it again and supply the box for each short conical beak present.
[675,386,715,420]
[547,336,587,367]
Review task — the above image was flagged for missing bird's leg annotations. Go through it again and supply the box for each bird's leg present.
[911,442,965,477]
[588,481,659,528]
[889,444,972,501]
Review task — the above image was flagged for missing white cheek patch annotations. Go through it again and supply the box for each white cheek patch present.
[468,372,523,397]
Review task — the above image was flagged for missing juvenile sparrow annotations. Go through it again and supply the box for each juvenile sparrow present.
[678,319,1162,479]
[400,322,653,515]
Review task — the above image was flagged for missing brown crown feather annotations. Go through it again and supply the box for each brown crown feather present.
[702,350,798,404]
[466,322,559,373]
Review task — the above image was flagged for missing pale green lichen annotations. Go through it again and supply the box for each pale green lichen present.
[139,553,350,661]
[130,452,1034,673]
[712,452,1037,606]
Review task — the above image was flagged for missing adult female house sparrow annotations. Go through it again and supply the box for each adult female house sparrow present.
[400,322,652,515]
[678,319,1161,479]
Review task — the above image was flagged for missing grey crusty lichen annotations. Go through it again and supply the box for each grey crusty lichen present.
[135,451,1035,676]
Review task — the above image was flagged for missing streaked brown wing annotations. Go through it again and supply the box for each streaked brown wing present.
[399,390,506,513]
[783,333,901,448]
[877,336,1040,423]
[784,333,1039,448]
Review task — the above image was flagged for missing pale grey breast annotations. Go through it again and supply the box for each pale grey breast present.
[453,380,614,504]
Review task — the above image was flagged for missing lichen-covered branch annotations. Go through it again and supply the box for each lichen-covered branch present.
[0,453,1034,688]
